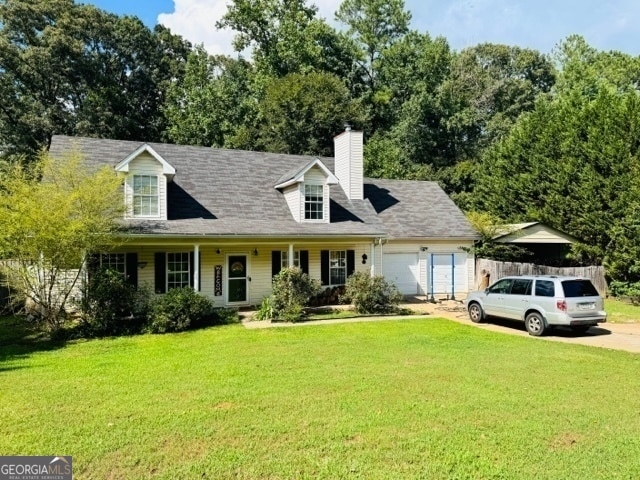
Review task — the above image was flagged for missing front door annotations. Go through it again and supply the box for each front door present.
[227,254,248,304]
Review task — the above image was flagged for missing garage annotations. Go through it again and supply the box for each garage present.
[383,252,420,295]
[430,253,468,300]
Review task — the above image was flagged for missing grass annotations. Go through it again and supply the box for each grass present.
[1,316,640,479]
[605,297,640,323]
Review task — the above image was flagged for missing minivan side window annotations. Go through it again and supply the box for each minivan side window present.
[535,280,555,297]
[488,279,513,294]
[511,279,532,295]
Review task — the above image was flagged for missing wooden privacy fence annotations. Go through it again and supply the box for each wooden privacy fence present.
[475,258,608,296]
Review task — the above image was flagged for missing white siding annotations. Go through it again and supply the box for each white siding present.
[131,243,371,307]
[281,167,331,224]
[498,224,574,244]
[283,185,301,222]
[334,129,363,200]
[124,152,167,220]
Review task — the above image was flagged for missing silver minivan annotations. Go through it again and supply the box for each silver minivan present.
[464,275,607,336]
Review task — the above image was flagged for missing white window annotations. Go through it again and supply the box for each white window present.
[304,184,323,220]
[330,250,346,285]
[281,250,300,269]
[100,253,126,277]
[132,175,159,217]
[167,252,190,290]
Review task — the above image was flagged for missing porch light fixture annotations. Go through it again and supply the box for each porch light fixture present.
[216,248,221,254]
[137,261,148,269]
[361,253,368,264]
[253,248,259,256]
[420,246,429,252]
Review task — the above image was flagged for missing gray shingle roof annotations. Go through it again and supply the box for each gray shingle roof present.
[364,178,478,239]
[49,136,477,240]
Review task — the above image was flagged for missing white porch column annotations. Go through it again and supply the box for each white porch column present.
[193,244,200,291]
[288,243,294,267]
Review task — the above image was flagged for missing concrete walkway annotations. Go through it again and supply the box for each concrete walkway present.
[242,300,640,354]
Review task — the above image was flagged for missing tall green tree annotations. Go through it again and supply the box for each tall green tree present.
[257,72,364,156]
[335,0,410,86]
[0,0,190,159]
[164,47,257,148]
[217,0,358,81]
[472,81,640,273]
[335,0,411,132]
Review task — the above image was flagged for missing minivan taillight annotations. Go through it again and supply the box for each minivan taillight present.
[556,300,567,312]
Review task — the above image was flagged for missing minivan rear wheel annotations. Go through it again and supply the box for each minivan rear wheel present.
[468,302,484,323]
[525,312,546,336]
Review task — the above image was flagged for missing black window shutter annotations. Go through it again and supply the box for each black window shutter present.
[347,250,355,277]
[300,250,309,275]
[321,250,329,285]
[189,252,195,288]
[271,251,281,278]
[154,252,166,294]
[125,253,138,288]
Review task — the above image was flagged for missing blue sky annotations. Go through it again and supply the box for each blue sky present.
[83,0,640,57]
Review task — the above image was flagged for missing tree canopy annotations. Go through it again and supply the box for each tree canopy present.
[2,0,640,284]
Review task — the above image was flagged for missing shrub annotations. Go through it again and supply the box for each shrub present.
[79,268,150,336]
[255,296,275,321]
[193,307,240,328]
[270,267,321,322]
[609,281,640,304]
[342,272,403,314]
[146,287,214,333]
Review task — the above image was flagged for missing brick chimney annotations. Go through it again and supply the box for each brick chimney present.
[333,126,363,200]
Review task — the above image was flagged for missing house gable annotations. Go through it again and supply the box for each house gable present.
[116,145,176,221]
[493,223,577,244]
[275,159,338,224]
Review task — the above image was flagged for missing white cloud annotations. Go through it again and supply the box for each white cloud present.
[158,0,344,56]
[158,0,234,55]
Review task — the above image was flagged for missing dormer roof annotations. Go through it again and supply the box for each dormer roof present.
[115,143,176,181]
[274,158,339,190]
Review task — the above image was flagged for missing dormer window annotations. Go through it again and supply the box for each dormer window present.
[116,144,175,221]
[274,158,338,224]
[304,184,323,220]
[133,175,159,217]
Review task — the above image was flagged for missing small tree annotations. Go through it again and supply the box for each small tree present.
[0,151,124,331]
[342,271,402,314]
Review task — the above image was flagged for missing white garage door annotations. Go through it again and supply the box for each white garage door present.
[431,253,468,298]
[383,253,420,295]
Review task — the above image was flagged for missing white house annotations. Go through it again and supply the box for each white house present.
[49,128,479,306]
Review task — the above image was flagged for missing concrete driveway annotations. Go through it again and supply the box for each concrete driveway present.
[410,299,640,354]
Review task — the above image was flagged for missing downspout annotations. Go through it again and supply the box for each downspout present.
[378,238,385,276]
[429,253,435,303]
[450,253,455,301]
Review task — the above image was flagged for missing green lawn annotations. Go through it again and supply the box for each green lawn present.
[1,316,640,479]
[605,297,640,323]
